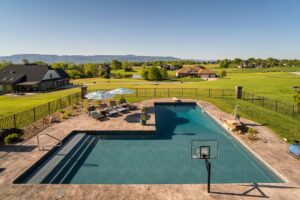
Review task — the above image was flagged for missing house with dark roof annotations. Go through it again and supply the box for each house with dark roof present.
[0,64,70,93]
[176,65,216,78]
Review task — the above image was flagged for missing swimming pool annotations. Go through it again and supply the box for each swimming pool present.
[15,102,283,184]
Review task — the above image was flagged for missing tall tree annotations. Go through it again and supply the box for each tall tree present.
[122,61,133,72]
[83,63,99,78]
[111,59,122,70]
[22,59,29,64]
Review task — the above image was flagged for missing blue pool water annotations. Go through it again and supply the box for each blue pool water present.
[16,103,283,184]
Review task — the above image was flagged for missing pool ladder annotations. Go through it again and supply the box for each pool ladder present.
[37,134,62,151]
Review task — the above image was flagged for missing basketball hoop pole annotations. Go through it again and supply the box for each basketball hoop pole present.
[191,140,218,194]
[204,157,211,193]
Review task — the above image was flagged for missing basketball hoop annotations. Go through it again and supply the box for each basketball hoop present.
[191,140,219,193]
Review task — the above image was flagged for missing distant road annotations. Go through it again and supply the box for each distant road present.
[84,81,196,85]
[291,72,300,76]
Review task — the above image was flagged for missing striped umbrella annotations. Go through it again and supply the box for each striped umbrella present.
[85,91,114,100]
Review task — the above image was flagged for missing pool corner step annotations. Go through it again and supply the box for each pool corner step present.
[26,133,88,184]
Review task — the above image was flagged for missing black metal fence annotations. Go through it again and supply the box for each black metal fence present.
[0,92,82,129]
[0,87,298,130]
[91,88,236,99]
[242,92,299,118]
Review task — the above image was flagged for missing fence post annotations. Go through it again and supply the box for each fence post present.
[181,88,183,97]
[168,88,170,97]
[275,100,278,112]
[13,114,17,128]
[208,89,211,98]
[222,89,224,97]
[235,86,243,99]
[59,98,62,109]
[251,93,254,103]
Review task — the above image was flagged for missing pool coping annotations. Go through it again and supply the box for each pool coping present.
[196,102,288,183]
[1,98,300,199]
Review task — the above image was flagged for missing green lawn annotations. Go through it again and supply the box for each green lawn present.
[0,88,80,118]
[84,71,299,103]
[1,71,298,117]
[0,69,299,141]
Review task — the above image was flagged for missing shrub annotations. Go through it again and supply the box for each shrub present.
[141,106,148,113]
[4,133,19,144]
[219,70,227,78]
[65,110,73,117]
[247,128,259,141]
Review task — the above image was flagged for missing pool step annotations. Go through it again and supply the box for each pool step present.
[26,133,88,184]
[48,135,96,184]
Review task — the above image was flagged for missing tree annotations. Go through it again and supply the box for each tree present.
[247,58,256,65]
[233,58,242,65]
[111,59,122,70]
[219,70,227,78]
[148,66,162,81]
[141,68,149,80]
[83,63,99,78]
[219,59,230,68]
[122,61,133,72]
[32,60,46,65]
[99,64,111,79]
[22,59,29,64]
[161,68,168,79]
[0,61,12,69]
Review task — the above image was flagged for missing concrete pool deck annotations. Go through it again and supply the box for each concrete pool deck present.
[0,99,299,199]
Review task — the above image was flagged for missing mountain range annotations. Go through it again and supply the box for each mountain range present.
[0,54,181,64]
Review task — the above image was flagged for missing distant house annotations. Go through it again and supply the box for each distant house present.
[238,61,266,69]
[176,65,216,78]
[160,64,180,70]
[0,64,70,93]
[238,61,254,69]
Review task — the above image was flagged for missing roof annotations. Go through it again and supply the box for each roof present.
[0,64,50,84]
[198,68,216,74]
[0,73,25,84]
[182,65,205,69]
[55,68,70,79]
[176,66,205,74]
[0,64,69,85]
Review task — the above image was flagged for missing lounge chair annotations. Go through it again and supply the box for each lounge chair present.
[86,106,106,120]
[99,103,119,116]
[118,98,138,110]
[288,141,300,159]
[109,100,128,113]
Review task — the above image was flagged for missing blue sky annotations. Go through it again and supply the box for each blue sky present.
[0,0,300,59]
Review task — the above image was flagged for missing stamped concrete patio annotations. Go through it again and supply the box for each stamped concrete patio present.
[0,99,299,200]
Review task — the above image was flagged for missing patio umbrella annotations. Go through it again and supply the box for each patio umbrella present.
[109,88,134,96]
[85,91,114,101]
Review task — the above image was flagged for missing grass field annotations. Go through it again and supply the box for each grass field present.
[0,68,299,141]
[1,70,299,116]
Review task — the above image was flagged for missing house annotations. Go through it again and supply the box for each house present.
[159,64,180,70]
[238,61,254,69]
[238,61,266,69]
[176,65,216,78]
[0,64,70,93]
